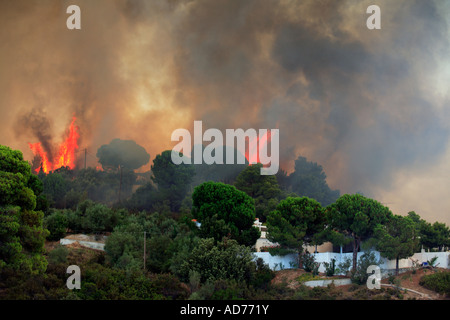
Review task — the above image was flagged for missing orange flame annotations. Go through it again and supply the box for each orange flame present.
[28,142,51,174]
[245,130,272,165]
[29,117,80,174]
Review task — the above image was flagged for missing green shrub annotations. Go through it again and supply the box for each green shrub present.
[189,281,215,300]
[419,271,450,296]
[310,286,336,300]
[47,245,69,264]
[388,274,396,284]
[292,284,311,300]
[427,256,439,267]
[323,258,336,277]
[0,269,67,300]
[75,263,189,300]
[249,258,275,289]
[293,284,338,300]
[179,238,255,284]
[188,279,249,300]
[337,257,352,276]
[351,251,380,285]
[210,279,248,300]
[44,210,68,241]
[189,270,201,292]
[267,246,294,256]
[302,252,320,275]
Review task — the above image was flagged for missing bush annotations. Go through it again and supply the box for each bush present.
[0,269,67,300]
[44,210,68,241]
[189,281,215,300]
[47,245,69,264]
[64,200,127,234]
[188,270,201,292]
[351,251,380,285]
[419,271,450,296]
[249,258,275,289]
[82,203,113,232]
[179,238,255,284]
[267,246,294,256]
[427,256,439,268]
[336,257,352,276]
[293,284,339,300]
[302,252,320,275]
[75,263,189,300]
[189,278,252,300]
[310,286,336,300]
[323,258,336,277]
[210,279,249,300]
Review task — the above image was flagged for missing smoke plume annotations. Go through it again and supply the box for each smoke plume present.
[1,0,449,224]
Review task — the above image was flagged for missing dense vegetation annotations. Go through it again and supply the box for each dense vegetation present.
[0,143,449,300]
[419,271,450,296]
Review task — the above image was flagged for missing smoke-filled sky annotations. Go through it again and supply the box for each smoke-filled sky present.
[1,0,449,225]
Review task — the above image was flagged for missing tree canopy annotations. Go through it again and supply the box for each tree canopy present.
[39,167,137,208]
[104,211,198,274]
[151,150,195,212]
[288,156,340,206]
[97,138,150,171]
[374,214,419,275]
[234,163,281,222]
[4,139,450,301]
[191,181,260,246]
[326,193,393,271]
[191,145,248,186]
[407,211,450,251]
[266,197,326,255]
[0,145,49,274]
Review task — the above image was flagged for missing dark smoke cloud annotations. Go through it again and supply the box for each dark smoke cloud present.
[269,3,449,191]
[1,0,449,224]
[15,107,55,162]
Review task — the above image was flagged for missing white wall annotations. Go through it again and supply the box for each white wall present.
[253,252,298,270]
[60,238,105,251]
[253,250,450,273]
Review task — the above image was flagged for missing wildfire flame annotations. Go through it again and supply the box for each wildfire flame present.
[28,117,80,173]
[245,130,272,165]
[28,142,51,174]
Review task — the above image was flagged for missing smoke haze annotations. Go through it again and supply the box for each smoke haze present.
[1,0,449,224]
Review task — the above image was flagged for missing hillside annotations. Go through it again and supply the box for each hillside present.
[271,268,449,300]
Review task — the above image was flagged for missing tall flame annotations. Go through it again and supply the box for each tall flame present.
[28,142,51,174]
[55,117,80,170]
[29,117,80,174]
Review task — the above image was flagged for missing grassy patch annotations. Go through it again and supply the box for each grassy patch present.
[297,273,323,283]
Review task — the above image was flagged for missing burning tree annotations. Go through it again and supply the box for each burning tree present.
[28,117,80,174]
